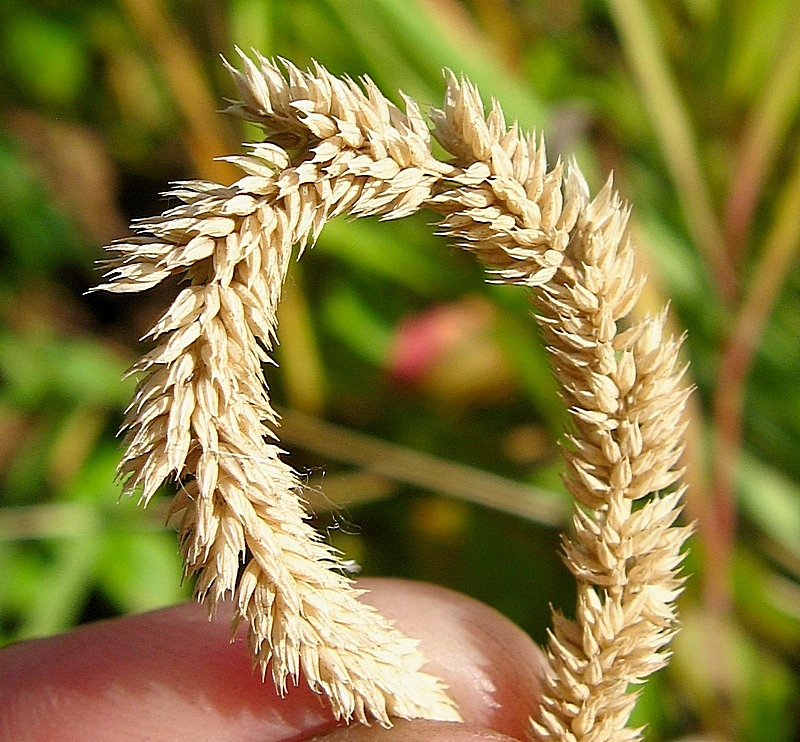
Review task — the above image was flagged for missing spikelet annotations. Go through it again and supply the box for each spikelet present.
[97,52,691,737]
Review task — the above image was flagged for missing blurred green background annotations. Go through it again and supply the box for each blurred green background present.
[1,1,799,739]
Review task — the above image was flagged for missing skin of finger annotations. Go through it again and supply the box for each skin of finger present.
[356,579,544,740]
[0,578,545,741]
[309,720,520,741]
[0,599,335,742]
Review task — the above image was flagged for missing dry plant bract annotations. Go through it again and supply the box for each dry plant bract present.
[97,51,691,738]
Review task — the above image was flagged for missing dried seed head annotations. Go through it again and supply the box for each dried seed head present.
[97,55,690,738]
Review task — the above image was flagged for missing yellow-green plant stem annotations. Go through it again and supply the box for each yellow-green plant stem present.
[118,0,239,182]
[607,0,735,303]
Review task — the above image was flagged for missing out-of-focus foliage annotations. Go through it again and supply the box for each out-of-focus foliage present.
[0,1,798,739]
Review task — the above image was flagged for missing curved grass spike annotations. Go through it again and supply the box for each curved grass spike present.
[97,50,691,738]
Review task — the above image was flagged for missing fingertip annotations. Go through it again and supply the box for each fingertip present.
[0,579,544,741]
[0,601,338,741]
[310,720,520,741]
[359,579,544,740]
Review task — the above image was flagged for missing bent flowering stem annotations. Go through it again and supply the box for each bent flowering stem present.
[97,51,691,737]
[429,76,692,741]
[96,54,459,727]
[527,187,692,741]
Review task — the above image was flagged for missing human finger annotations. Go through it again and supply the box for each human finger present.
[0,578,544,741]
